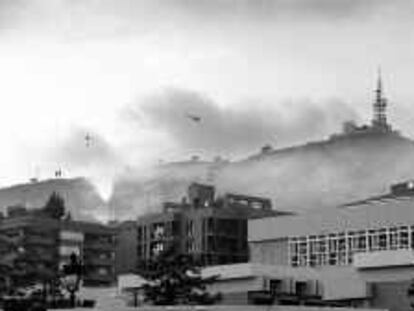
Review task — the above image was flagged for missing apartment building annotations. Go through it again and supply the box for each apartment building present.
[204,181,414,310]
[115,183,292,274]
[0,206,116,287]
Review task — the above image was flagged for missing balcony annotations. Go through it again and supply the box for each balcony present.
[83,271,114,285]
[353,249,414,269]
[84,242,113,251]
[84,256,114,266]
[24,236,56,246]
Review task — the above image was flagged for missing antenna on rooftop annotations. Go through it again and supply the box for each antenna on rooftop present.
[371,67,390,131]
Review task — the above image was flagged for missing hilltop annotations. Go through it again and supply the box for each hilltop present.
[219,130,414,210]
[2,130,413,221]
[0,177,105,221]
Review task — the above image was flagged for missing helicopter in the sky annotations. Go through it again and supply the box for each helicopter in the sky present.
[185,113,202,123]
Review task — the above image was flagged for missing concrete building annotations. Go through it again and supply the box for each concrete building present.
[115,183,293,274]
[115,220,138,276]
[0,206,116,287]
[204,180,414,310]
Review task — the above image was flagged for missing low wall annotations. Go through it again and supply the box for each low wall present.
[86,305,387,311]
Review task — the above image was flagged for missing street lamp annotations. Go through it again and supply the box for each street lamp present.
[61,252,83,308]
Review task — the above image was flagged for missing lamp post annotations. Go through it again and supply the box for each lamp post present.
[61,252,83,308]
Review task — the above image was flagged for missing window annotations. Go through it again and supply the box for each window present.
[186,240,195,252]
[187,220,194,237]
[368,230,379,251]
[378,229,387,250]
[151,223,165,239]
[390,228,399,250]
[98,268,108,276]
[208,236,216,252]
[399,227,409,249]
[328,235,338,253]
[269,280,282,295]
[328,252,337,265]
[288,225,414,268]
[137,226,143,241]
[150,242,164,256]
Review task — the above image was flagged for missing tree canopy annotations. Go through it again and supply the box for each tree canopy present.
[42,192,66,220]
[137,248,221,306]
[0,234,23,293]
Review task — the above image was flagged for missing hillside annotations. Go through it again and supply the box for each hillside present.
[218,131,414,212]
[109,130,414,218]
[3,130,413,221]
[0,177,105,221]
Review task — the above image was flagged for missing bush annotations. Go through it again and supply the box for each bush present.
[82,299,96,308]
[3,297,30,311]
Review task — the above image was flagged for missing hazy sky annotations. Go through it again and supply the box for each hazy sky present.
[1,0,414,197]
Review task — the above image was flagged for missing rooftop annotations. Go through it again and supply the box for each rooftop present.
[249,181,414,241]
[136,183,293,223]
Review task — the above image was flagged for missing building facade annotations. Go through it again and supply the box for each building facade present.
[0,207,116,287]
[116,183,292,274]
[243,180,414,310]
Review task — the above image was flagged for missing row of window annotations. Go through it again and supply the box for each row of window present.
[138,218,245,244]
[288,225,414,267]
[137,221,179,241]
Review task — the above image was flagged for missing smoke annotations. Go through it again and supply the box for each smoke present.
[38,87,414,221]
[51,127,121,201]
[171,0,395,21]
[44,87,414,222]
[54,128,117,166]
[216,133,414,212]
[130,88,359,156]
[106,87,364,219]
[109,130,414,219]
[108,161,215,219]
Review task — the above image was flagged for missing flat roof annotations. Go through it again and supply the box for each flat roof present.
[0,214,114,234]
[202,263,360,282]
[249,196,414,241]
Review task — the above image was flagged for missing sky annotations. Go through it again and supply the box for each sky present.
[1,0,414,199]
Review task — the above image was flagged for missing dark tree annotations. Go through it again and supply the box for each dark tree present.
[42,192,65,220]
[0,233,60,297]
[61,252,84,307]
[407,279,414,309]
[6,244,60,303]
[0,234,20,293]
[137,248,221,306]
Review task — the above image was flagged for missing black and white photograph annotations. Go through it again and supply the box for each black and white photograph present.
[1,1,414,310]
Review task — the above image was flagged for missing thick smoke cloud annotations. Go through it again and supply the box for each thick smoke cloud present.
[132,88,359,156]
[51,127,121,202]
[109,127,414,220]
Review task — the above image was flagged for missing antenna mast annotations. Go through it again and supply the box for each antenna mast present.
[371,68,390,132]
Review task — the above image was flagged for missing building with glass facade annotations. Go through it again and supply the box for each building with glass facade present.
[241,180,414,310]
